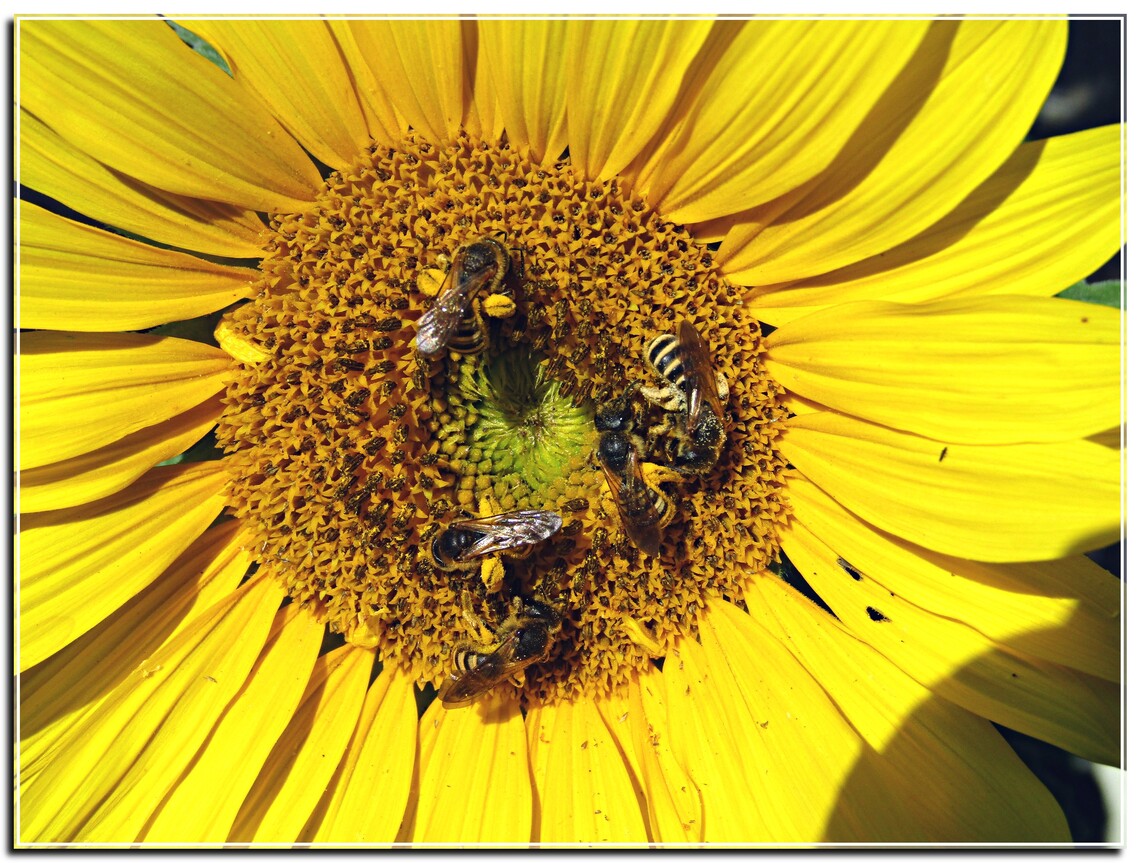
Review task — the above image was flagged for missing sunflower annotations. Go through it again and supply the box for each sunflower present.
[17,16,1121,846]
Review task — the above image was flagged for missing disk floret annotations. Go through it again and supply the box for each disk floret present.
[215,131,789,703]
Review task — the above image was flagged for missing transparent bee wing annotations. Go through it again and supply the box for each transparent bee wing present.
[438,630,532,707]
[678,319,724,430]
[454,509,563,560]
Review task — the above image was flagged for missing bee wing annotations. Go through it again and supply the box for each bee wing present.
[678,319,724,431]
[413,246,501,355]
[452,509,563,560]
[413,263,467,356]
[437,630,535,708]
[605,446,661,556]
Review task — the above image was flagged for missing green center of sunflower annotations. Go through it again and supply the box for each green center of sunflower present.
[215,131,788,703]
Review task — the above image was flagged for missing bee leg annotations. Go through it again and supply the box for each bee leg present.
[716,371,730,403]
[459,589,498,648]
[642,461,685,487]
[416,263,449,297]
[480,555,506,592]
[640,383,685,413]
[483,292,517,319]
[647,416,674,440]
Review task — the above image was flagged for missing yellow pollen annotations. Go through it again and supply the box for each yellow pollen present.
[214,131,789,704]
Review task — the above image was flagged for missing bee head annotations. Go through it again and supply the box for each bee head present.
[432,525,478,566]
[593,396,634,433]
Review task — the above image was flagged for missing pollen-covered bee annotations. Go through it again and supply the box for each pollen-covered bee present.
[412,236,517,356]
[594,397,680,556]
[431,509,564,572]
[641,319,729,476]
[437,591,562,708]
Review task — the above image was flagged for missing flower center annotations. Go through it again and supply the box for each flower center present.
[215,132,788,703]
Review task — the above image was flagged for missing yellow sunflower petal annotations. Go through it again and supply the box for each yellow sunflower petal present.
[404,692,531,844]
[631,19,927,225]
[19,200,256,332]
[344,20,463,144]
[777,507,1120,765]
[19,396,220,514]
[480,20,569,166]
[228,643,373,843]
[526,696,648,843]
[19,462,228,672]
[308,665,418,844]
[744,576,1070,841]
[460,20,502,143]
[19,521,249,781]
[764,295,1121,445]
[325,20,407,146]
[19,109,265,257]
[19,571,282,843]
[627,673,703,843]
[591,687,652,824]
[19,331,231,471]
[654,601,863,842]
[786,475,1120,683]
[177,20,370,171]
[779,411,1120,562]
[719,20,1067,286]
[750,125,1122,314]
[564,19,714,181]
[141,603,326,843]
[20,19,321,212]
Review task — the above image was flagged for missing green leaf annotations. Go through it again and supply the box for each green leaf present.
[165,19,232,76]
[1057,279,1122,309]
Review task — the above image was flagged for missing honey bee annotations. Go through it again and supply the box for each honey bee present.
[437,591,562,708]
[594,398,680,556]
[641,319,729,476]
[431,508,563,572]
[412,236,517,356]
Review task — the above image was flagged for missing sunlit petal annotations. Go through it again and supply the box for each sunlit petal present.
[345,20,463,144]
[178,20,371,170]
[745,577,1071,841]
[786,475,1120,683]
[19,108,265,257]
[527,696,648,843]
[19,200,256,332]
[632,19,927,224]
[20,19,322,212]
[20,572,282,843]
[779,411,1120,561]
[719,20,1067,285]
[229,644,374,842]
[778,500,1120,765]
[19,463,228,671]
[764,295,1121,444]
[748,125,1122,316]
[480,20,569,166]
[19,331,231,471]
[652,602,864,841]
[142,603,326,843]
[565,19,713,181]
[405,692,531,844]
[308,665,418,844]
[19,396,220,514]
[20,521,249,782]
